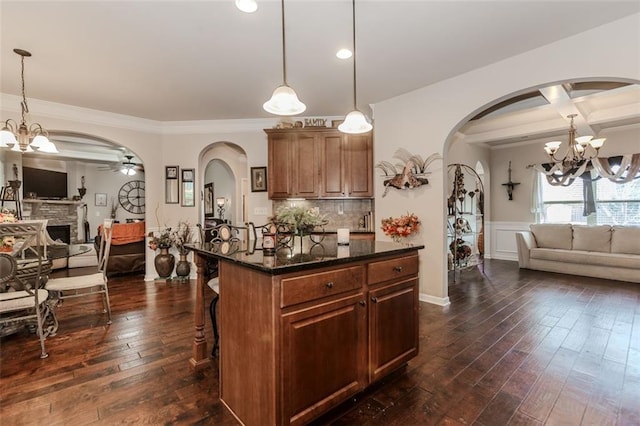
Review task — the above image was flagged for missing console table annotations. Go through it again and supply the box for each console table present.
[188,237,423,425]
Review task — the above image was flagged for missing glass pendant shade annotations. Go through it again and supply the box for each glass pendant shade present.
[338,110,372,134]
[121,167,136,176]
[263,84,306,116]
[0,128,17,147]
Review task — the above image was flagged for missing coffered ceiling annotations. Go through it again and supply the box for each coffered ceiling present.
[1,1,638,159]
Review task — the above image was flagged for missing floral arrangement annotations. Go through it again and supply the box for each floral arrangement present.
[272,205,327,235]
[170,221,193,255]
[381,213,421,242]
[148,228,172,251]
[0,209,17,250]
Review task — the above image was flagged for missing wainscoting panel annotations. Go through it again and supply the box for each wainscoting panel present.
[486,221,530,261]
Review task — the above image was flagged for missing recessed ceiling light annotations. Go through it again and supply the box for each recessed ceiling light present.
[236,0,258,13]
[336,48,352,59]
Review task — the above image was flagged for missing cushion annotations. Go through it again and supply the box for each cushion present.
[611,225,640,255]
[572,225,611,253]
[530,224,573,250]
[530,248,640,269]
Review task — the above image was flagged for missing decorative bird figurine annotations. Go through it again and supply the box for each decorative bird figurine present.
[375,149,442,197]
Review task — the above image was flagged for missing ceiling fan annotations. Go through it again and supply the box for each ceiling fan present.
[98,154,144,175]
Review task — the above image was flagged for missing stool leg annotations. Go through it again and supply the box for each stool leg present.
[210,294,219,358]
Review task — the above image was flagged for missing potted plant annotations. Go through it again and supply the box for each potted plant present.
[171,221,193,278]
[148,227,174,278]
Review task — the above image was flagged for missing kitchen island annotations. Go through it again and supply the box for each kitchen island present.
[188,236,423,425]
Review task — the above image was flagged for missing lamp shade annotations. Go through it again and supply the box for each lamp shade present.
[121,167,136,176]
[338,110,372,134]
[0,128,17,147]
[263,84,306,116]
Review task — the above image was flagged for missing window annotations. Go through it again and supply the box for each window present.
[539,173,640,225]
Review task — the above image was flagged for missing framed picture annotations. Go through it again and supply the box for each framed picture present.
[182,168,194,182]
[166,166,178,179]
[181,168,195,207]
[251,167,267,192]
[165,166,179,204]
[204,182,215,217]
[95,193,107,206]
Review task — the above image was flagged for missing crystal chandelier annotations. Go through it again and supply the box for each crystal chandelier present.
[543,114,604,168]
[0,49,58,154]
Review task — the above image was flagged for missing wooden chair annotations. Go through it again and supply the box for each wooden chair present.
[0,221,53,359]
[45,219,114,325]
[197,221,249,357]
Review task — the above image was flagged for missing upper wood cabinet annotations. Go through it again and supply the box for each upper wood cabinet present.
[266,128,373,199]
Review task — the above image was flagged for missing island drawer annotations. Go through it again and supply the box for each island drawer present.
[367,255,418,285]
[281,266,364,307]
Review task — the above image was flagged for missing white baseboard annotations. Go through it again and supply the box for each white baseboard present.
[420,293,450,307]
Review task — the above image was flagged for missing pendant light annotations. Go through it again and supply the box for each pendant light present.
[338,0,372,134]
[1,49,58,153]
[263,0,306,116]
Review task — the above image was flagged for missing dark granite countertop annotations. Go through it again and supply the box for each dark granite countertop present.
[186,236,423,275]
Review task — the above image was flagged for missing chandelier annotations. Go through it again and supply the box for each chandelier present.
[543,114,604,168]
[0,49,58,154]
[263,0,306,116]
[338,0,372,134]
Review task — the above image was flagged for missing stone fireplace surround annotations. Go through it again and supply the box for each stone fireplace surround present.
[22,199,84,244]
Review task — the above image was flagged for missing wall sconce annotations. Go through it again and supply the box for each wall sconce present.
[501,161,520,201]
[216,197,226,219]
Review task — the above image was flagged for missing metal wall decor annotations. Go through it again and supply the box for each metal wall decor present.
[501,161,520,200]
[375,148,442,197]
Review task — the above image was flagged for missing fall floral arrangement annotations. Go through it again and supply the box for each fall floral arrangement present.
[0,209,17,251]
[381,213,421,242]
[170,221,193,255]
[148,228,172,251]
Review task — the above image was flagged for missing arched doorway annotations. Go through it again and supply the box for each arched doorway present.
[199,142,248,226]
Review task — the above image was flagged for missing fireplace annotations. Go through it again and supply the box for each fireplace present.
[47,225,71,244]
[22,199,83,244]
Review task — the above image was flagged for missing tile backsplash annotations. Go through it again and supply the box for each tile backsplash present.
[272,199,374,232]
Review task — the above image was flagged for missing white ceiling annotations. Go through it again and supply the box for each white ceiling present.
[1,0,639,123]
[1,1,639,164]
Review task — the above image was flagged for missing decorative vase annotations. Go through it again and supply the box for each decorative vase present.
[154,247,175,278]
[175,253,191,278]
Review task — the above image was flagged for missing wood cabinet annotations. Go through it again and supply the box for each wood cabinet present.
[218,251,419,425]
[266,128,372,199]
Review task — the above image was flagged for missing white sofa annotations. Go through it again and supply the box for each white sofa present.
[516,224,640,283]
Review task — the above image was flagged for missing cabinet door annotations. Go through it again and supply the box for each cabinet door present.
[368,277,418,383]
[282,294,367,425]
[268,133,293,199]
[345,133,373,197]
[292,133,320,198]
[320,133,345,197]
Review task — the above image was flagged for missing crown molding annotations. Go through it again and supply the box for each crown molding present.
[1,93,346,136]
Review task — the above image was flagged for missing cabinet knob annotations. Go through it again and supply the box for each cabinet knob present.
[393,266,403,273]
[359,300,366,307]
[371,296,378,303]
[325,282,334,289]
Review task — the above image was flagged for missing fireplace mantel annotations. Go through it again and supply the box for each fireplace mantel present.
[23,199,84,206]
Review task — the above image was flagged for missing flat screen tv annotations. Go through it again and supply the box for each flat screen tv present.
[22,167,68,199]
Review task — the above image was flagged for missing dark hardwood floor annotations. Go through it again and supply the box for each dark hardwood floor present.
[1,260,638,425]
